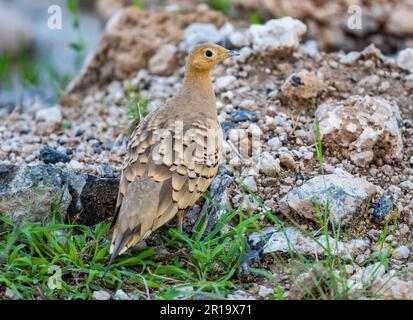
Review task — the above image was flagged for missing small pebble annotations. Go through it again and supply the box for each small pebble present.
[93,290,111,300]
[231,109,258,123]
[39,147,70,164]
[392,246,410,260]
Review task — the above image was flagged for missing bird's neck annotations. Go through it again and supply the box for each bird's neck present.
[181,67,216,116]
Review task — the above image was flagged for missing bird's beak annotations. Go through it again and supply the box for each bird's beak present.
[226,50,240,58]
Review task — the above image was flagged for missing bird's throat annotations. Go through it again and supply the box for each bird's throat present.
[182,68,216,115]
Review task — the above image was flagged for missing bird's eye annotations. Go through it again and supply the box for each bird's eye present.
[205,50,214,58]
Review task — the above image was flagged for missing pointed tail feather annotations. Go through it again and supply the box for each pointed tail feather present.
[103,232,127,277]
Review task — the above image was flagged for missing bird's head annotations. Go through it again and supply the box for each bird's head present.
[187,43,239,71]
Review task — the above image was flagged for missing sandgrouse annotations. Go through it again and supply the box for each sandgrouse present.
[109,44,239,261]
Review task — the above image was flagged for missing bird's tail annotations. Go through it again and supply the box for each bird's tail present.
[103,232,127,277]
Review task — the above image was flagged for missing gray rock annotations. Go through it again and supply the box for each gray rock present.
[229,30,250,48]
[392,245,410,260]
[231,109,258,123]
[249,226,368,259]
[0,165,71,224]
[181,23,222,52]
[192,171,234,233]
[114,289,130,300]
[40,147,70,164]
[396,48,413,72]
[227,290,256,300]
[349,262,386,292]
[258,286,274,298]
[0,164,118,225]
[215,75,236,91]
[249,17,307,56]
[339,51,361,65]
[400,180,413,190]
[35,106,62,124]
[148,44,178,76]
[267,137,282,151]
[239,249,261,277]
[93,290,111,300]
[279,172,378,225]
[372,193,396,223]
[5,287,16,299]
[242,176,257,192]
[254,152,281,176]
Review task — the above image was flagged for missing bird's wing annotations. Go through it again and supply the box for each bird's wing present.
[110,110,222,256]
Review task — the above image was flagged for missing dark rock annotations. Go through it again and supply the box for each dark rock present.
[192,168,234,234]
[231,109,258,123]
[291,75,304,87]
[372,193,396,223]
[0,164,71,224]
[239,250,261,277]
[66,171,118,226]
[104,141,114,150]
[221,120,235,133]
[39,147,70,164]
[0,164,119,225]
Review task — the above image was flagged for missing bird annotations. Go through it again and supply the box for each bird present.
[107,43,239,266]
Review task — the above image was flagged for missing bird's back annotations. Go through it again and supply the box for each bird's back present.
[110,94,222,256]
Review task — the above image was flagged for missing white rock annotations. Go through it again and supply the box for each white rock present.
[227,290,256,300]
[218,22,235,38]
[249,17,307,56]
[361,262,386,284]
[267,137,282,151]
[181,23,222,52]
[243,175,257,192]
[5,287,15,299]
[339,51,361,65]
[317,95,403,168]
[280,172,378,225]
[397,48,413,72]
[400,180,413,190]
[148,44,177,76]
[235,47,253,64]
[392,245,410,260]
[35,106,62,124]
[240,195,259,211]
[258,286,274,298]
[255,151,281,176]
[68,160,83,171]
[229,30,250,48]
[93,290,111,300]
[248,123,262,136]
[114,289,130,300]
[300,40,320,59]
[215,75,236,90]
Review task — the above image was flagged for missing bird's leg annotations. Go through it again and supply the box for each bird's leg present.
[176,211,185,232]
